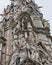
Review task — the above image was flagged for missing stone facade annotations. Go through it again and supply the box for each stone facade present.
[0,0,52,65]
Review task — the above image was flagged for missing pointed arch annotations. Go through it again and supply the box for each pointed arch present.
[20,58,41,65]
[18,12,34,30]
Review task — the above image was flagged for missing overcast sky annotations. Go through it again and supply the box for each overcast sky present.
[0,0,52,35]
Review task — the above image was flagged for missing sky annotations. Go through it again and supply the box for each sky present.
[0,0,52,35]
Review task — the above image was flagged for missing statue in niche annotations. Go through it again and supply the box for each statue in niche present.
[16,57,20,65]
[20,17,28,30]
[23,18,28,30]
[20,16,29,39]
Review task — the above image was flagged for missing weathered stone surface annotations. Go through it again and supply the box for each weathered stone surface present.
[0,0,52,65]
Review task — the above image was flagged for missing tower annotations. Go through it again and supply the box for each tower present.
[1,0,52,65]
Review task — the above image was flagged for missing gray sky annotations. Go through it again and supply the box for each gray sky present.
[0,0,52,35]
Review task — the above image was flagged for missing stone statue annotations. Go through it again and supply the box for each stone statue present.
[16,57,20,65]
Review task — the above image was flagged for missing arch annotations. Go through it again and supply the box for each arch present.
[14,12,37,43]
[20,58,41,65]
[18,12,34,30]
